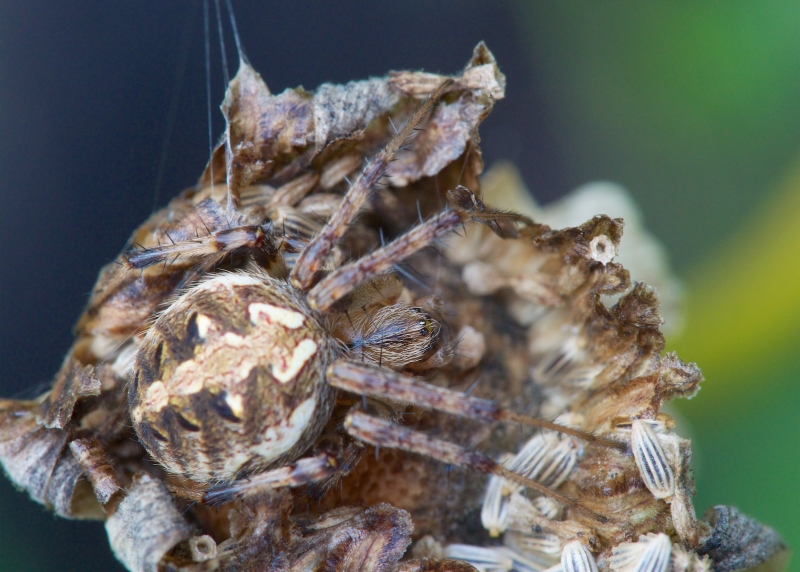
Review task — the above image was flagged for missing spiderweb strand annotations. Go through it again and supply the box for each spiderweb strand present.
[152,2,196,212]
[224,0,246,62]
[203,0,214,191]
[213,0,230,86]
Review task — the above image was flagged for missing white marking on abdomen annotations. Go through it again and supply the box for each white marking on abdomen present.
[224,397,317,474]
[248,302,306,329]
[272,339,318,383]
[195,314,213,339]
[144,380,170,412]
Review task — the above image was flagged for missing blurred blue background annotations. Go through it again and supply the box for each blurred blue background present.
[1,2,798,570]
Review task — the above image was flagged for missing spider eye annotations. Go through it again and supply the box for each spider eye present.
[416,315,436,337]
[418,319,430,336]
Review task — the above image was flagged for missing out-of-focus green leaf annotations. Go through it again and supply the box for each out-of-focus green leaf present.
[510,2,800,566]
[511,1,800,271]
[671,164,800,382]
[670,166,800,570]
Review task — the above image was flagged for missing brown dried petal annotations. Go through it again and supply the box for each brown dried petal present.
[389,41,506,100]
[216,492,414,571]
[659,352,704,400]
[78,197,239,343]
[289,503,413,571]
[385,91,491,187]
[0,399,102,519]
[0,399,66,499]
[41,356,100,429]
[220,64,390,176]
[105,474,193,572]
[697,506,788,572]
[397,560,480,572]
[45,450,93,518]
[217,42,503,191]
[69,437,120,505]
[450,215,628,308]
[613,283,663,328]
[312,78,398,152]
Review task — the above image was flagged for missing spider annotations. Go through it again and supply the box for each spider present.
[124,81,623,520]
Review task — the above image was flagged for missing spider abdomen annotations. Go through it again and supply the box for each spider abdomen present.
[129,272,336,482]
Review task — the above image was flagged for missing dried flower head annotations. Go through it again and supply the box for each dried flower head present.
[0,39,787,572]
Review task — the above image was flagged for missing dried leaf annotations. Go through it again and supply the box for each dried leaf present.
[697,506,788,572]
[0,40,784,572]
[0,398,102,519]
[210,41,504,194]
[69,437,120,505]
[105,474,193,572]
[41,356,100,429]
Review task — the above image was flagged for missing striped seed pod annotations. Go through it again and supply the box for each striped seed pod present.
[610,534,672,572]
[631,420,675,500]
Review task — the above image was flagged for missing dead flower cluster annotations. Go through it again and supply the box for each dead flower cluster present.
[0,43,787,572]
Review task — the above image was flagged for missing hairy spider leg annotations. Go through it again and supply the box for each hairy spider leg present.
[125,223,293,276]
[307,186,534,313]
[290,79,455,291]
[127,224,267,267]
[308,209,464,311]
[189,451,339,505]
[343,410,608,524]
[327,361,625,451]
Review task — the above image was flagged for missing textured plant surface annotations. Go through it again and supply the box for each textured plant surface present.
[0,45,787,572]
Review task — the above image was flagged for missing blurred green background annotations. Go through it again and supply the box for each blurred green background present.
[1,1,799,570]
[514,2,800,569]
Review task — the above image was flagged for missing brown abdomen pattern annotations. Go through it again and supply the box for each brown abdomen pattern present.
[130,272,336,483]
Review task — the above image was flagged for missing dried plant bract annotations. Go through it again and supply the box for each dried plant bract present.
[0,37,787,572]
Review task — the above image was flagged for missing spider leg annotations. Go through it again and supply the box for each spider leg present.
[343,410,608,523]
[125,224,287,276]
[290,79,454,291]
[328,360,626,452]
[308,186,535,312]
[200,450,339,505]
[308,209,465,311]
